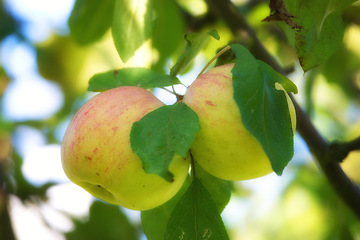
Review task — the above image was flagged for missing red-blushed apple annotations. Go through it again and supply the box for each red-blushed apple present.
[183,63,296,181]
[61,86,190,210]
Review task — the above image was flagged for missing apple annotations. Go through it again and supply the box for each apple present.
[183,63,296,181]
[61,86,190,210]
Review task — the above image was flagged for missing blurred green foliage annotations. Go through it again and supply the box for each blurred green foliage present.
[65,201,139,240]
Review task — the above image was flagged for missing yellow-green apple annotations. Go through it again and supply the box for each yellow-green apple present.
[183,63,296,181]
[61,86,190,210]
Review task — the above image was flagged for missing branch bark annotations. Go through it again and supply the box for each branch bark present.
[291,95,360,218]
[205,0,284,73]
[205,0,360,219]
[0,162,16,240]
[337,136,360,154]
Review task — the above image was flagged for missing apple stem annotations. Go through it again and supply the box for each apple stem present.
[171,85,177,95]
[160,87,176,95]
[189,151,197,178]
[160,87,184,103]
[179,82,188,88]
[197,45,231,78]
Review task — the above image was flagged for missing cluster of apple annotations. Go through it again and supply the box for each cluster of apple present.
[61,63,296,210]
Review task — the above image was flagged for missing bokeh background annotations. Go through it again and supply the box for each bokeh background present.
[1,0,360,239]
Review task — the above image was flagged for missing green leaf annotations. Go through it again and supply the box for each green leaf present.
[112,0,152,63]
[283,0,355,72]
[195,163,231,213]
[259,61,298,94]
[152,0,185,72]
[170,31,220,76]
[164,178,230,240]
[68,0,115,45]
[88,68,180,92]
[230,44,295,176]
[65,201,139,240]
[130,103,200,181]
[141,176,191,240]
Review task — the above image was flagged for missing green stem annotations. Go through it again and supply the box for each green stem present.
[197,45,231,77]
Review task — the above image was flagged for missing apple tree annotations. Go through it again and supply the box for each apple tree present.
[0,0,360,239]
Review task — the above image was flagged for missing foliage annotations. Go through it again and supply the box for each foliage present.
[283,0,356,72]
[231,44,297,175]
[0,0,360,239]
[131,103,200,181]
[88,68,180,92]
[65,201,139,240]
[164,177,229,240]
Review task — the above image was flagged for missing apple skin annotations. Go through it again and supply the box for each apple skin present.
[61,86,190,210]
[183,63,296,181]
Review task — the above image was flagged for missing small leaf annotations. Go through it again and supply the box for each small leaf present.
[170,31,219,76]
[130,103,200,181]
[207,30,220,40]
[164,178,230,240]
[112,0,152,62]
[88,68,180,92]
[230,44,295,175]
[68,0,115,45]
[283,0,355,71]
[141,176,191,240]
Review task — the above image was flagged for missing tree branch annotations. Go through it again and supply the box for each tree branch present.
[205,0,360,220]
[205,0,284,74]
[0,160,16,240]
[337,136,360,154]
[291,95,360,218]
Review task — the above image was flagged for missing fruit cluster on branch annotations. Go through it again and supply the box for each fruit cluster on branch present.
[204,0,360,219]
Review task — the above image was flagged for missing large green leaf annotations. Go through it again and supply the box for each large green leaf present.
[65,201,139,240]
[112,0,152,62]
[88,68,180,91]
[195,163,231,213]
[68,0,115,45]
[164,178,230,240]
[130,103,200,181]
[230,44,296,176]
[170,31,220,76]
[141,176,191,240]
[283,0,355,72]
